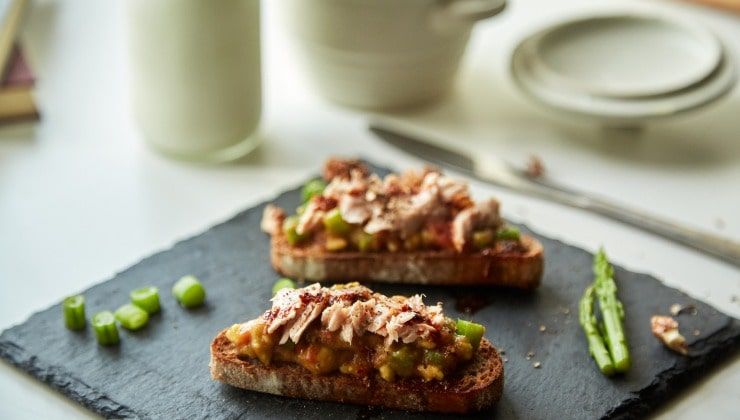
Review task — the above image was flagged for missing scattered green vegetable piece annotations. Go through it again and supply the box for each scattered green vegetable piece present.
[472,229,494,249]
[351,230,375,252]
[92,311,120,346]
[389,346,417,377]
[323,208,351,235]
[301,179,327,203]
[593,248,630,372]
[423,350,445,366]
[579,286,616,376]
[496,226,520,241]
[455,319,486,349]
[172,275,206,308]
[63,295,86,331]
[114,303,149,331]
[272,278,297,296]
[130,286,160,314]
[283,215,307,245]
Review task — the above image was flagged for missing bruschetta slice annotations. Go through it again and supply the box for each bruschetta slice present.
[261,158,543,289]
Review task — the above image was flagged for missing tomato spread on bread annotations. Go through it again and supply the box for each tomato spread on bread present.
[224,283,485,382]
[261,158,524,253]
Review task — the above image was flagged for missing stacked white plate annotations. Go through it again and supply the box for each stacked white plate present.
[511,13,736,127]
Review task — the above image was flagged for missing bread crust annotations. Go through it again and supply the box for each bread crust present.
[270,233,544,289]
[210,330,503,413]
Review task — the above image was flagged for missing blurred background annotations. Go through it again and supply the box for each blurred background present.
[0,0,738,418]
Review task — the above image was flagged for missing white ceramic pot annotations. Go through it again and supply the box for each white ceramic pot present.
[283,0,506,110]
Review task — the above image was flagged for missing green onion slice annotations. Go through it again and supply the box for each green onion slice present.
[272,278,297,296]
[301,179,327,203]
[130,286,160,314]
[63,295,86,331]
[172,275,206,308]
[496,226,521,241]
[456,319,486,349]
[114,303,149,331]
[92,311,120,346]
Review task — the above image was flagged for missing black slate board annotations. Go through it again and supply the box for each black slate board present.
[1,164,738,419]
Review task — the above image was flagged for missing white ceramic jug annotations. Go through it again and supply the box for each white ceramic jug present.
[283,0,506,109]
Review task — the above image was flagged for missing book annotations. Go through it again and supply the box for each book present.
[0,44,37,121]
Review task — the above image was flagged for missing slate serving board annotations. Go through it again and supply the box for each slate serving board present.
[1,164,738,419]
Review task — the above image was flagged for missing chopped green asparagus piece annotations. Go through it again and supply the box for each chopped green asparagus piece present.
[301,179,326,203]
[130,286,160,314]
[496,226,520,241]
[323,208,351,235]
[283,215,308,245]
[172,275,206,308]
[272,278,297,296]
[473,229,494,249]
[114,303,149,331]
[455,319,486,349]
[92,311,119,346]
[63,295,86,331]
[593,248,630,372]
[579,286,616,375]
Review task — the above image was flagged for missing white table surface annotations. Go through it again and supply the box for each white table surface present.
[1,0,738,418]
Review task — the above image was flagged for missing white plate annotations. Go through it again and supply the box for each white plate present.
[527,14,722,99]
[510,14,736,127]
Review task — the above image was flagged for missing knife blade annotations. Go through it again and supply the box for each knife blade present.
[370,121,740,267]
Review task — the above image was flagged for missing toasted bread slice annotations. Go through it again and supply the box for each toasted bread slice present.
[210,330,503,413]
[270,232,544,289]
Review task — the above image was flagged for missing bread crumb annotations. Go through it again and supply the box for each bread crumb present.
[526,351,534,360]
[526,155,545,178]
[503,357,509,363]
[692,329,701,336]
[539,325,546,332]
[669,304,682,316]
[563,308,570,315]
[533,361,541,368]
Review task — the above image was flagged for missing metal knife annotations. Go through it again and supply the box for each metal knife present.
[369,121,740,267]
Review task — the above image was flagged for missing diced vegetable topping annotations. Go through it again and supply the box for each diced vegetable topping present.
[323,208,351,235]
[351,229,375,252]
[325,236,348,251]
[92,311,120,346]
[423,349,445,366]
[283,215,308,245]
[63,295,86,331]
[172,275,206,308]
[472,229,494,249]
[130,286,160,314]
[301,179,326,203]
[272,278,297,296]
[455,319,485,349]
[114,303,149,331]
[496,226,520,241]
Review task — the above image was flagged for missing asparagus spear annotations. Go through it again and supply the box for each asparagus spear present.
[579,286,616,375]
[593,248,631,372]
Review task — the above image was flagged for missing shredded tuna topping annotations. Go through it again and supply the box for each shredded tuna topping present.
[262,283,445,346]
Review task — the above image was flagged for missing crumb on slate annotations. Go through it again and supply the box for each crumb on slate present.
[693,329,701,336]
[539,325,547,332]
[503,357,509,363]
[526,351,535,360]
[533,361,541,368]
